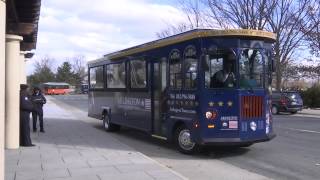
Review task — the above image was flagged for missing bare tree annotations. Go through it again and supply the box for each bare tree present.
[28,56,56,86]
[70,55,86,78]
[205,0,277,30]
[64,55,87,85]
[33,55,56,74]
[157,0,205,38]
[268,0,319,89]
[303,1,320,56]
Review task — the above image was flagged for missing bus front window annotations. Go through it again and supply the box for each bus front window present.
[239,49,264,89]
[205,49,236,88]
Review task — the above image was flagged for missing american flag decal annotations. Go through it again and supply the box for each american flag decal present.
[145,99,151,110]
[229,121,238,129]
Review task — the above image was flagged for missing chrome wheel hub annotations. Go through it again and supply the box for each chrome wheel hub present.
[104,118,109,129]
[178,129,195,150]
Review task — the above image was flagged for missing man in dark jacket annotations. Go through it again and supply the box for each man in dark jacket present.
[20,84,35,146]
[31,87,46,132]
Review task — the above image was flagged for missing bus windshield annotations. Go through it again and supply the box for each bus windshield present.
[239,49,264,89]
[204,48,236,88]
[204,48,267,89]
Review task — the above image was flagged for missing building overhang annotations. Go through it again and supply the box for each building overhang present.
[6,0,41,51]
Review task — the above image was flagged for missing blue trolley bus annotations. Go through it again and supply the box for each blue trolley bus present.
[88,29,276,154]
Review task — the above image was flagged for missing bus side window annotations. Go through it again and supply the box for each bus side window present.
[161,57,167,92]
[106,62,126,89]
[184,45,197,89]
[130,59,147,89]
[89,66,104,89]
[169,49,182,89]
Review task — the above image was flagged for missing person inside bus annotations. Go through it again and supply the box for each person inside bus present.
[31,87,46,133]
[210,54,236,88]
[20,84,35,146]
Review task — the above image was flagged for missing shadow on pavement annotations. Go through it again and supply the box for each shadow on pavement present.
[90,122,250,160]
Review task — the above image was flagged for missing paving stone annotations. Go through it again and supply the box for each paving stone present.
[5,172,15,180]
[42,160,90,170]
[46,175,100,180]
[68,166,120,177]
[5,150,21,157]
[79,152,106,161]
[115,163,164,173]
[62,156,87,163]
[88,159,132,167]
[40,155,63,162]
[42,168,70,179]
[129,156,155,164]
[99,171,154,180]
[16,162,42,172]
[15,170,43,180]
[146,170,184,180]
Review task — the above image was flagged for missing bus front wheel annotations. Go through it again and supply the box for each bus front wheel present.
[174,125,200,154]
[103,114,120,132]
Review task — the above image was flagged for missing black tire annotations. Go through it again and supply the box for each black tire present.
[291,111,298,114]
[271,105,279,115]
[174,125,200,154]
[103,114,120,132]
[238,143,253,148]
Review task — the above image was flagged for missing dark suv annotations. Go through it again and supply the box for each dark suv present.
[271,91,303,114]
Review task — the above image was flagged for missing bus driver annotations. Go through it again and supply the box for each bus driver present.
[210,54,236,88]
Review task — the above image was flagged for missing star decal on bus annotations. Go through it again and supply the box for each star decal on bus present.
[208,101,214,107]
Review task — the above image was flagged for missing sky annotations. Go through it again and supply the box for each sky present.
[27,0,186,74]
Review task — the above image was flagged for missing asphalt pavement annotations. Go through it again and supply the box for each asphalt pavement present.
[50,94,320,180]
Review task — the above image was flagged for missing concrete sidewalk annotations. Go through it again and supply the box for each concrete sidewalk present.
[292,109,320,119]
[5,97,186,180]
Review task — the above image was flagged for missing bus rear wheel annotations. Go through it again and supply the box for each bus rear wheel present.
[103,114,120,132]
[174,125,200,154]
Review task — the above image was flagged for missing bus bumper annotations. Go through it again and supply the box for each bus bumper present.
[198,132,276,146]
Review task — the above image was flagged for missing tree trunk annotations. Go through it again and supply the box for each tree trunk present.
[275,55,282,91]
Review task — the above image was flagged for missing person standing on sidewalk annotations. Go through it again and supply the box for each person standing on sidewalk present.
[20,84,35,146]
[31,87,46,133]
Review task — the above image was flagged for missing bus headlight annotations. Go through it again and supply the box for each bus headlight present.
[250,121,257,131]
[205,111,217,119]
[206,111,213,119]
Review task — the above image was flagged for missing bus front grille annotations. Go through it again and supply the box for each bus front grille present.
[241,96,263,119]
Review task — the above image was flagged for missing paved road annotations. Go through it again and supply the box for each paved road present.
[51,95,320,180]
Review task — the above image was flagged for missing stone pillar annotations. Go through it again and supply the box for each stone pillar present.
[0,1,6,180]
[20,52,27,84]
[5,34,23,149]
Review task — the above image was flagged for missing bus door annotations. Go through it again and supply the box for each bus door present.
[151,58,168,136]
[202,49,239,138]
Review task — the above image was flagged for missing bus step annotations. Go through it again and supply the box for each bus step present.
[151,134,167,141]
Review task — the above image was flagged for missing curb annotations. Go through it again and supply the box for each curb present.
[137,152,189,180]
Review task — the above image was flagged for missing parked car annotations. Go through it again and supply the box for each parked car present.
[271,91,303,114]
